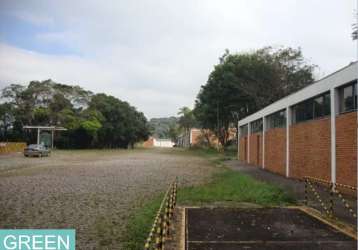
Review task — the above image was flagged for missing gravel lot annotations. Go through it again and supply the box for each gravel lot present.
[0,148,217,249]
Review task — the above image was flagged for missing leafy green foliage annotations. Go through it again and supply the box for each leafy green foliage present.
[194,47,315,146]
[33,107,51,125]
[122,196,162,250]
[167,123,180,142]
[177,106,197,131]
[0,79,150,148]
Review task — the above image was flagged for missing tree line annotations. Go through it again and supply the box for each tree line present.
[0,79,150,148]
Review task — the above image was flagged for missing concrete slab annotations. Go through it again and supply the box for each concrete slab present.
[185,207,357,250]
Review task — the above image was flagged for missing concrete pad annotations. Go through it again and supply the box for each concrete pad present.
[185,207,357,250]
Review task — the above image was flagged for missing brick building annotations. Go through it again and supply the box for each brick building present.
[238,62,357,187]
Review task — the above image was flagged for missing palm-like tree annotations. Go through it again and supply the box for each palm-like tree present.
[177,107,196,146]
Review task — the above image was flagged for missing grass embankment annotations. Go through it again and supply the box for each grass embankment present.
[122,148,294,250]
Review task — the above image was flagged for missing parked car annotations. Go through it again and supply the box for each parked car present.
[24,144,51,157]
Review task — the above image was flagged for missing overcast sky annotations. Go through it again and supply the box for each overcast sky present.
[0,1,356,118]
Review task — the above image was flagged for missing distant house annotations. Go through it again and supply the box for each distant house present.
[143,137,174,148]
[176,128,236,148]
[177,128,201,148]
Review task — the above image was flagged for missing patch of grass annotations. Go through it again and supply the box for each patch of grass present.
[178,169,295,206]
[122,169,295,249]
[122,196,162,250]
[188,147,238,166]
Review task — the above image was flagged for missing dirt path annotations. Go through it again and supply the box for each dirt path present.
[0,148,217,249]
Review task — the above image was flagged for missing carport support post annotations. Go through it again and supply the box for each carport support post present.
[37,128,40,145]
[51,130,54,149]
[330,88,337,185]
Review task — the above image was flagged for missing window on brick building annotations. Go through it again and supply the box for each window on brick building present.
[313,92,330,118]
[239,124,248,138]
[266,110,286,129]
[251,119,263,133]
[292,91,330,124]
[339,82,357,113]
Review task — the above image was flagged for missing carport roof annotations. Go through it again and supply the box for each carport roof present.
[23,126,67,131]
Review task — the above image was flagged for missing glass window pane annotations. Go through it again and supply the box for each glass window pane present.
[313,96,323,118]
[343,85,354,112]
[323,93,331,116]
[305,100,314,120]
[240,125,248,138]
[251,119,263,133]
[267,110,286,129]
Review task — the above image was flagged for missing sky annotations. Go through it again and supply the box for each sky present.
[0,0,356,118]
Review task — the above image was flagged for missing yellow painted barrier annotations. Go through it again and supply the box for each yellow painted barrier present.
[144,178,178,250]
[304,176,357,219]
[0,142,27,154]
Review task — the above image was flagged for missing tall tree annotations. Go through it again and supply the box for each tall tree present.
[89,93,150,148]
[167,124,180,142]
[194,47,315,147]
[177,107,196,132]
[177,106,197,147]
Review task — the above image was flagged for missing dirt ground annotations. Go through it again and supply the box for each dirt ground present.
[0,148,218,250]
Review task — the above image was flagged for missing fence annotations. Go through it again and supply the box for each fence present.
[304,176,357,219]
[0,142,27,154]
[144,178,178,250]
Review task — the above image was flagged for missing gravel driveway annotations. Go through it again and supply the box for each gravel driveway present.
[0,148,217,249]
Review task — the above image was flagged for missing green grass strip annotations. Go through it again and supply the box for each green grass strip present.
[122,169,295,249]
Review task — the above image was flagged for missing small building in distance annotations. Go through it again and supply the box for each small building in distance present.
[177,128,236,148]
[143,137,174,148]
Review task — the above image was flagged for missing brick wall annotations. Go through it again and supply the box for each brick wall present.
[336,112,357,187]
[142,137,154,147]
[239,137,247,162]
[249,133,262,166]
[190,129,201,145]
[265,128,286,176]
[290,118,331,181]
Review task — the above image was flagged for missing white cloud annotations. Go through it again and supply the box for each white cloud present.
[12,10,54,26]
[0,0,356,118]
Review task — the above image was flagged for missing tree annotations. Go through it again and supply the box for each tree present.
[167,124,180,142]
[0,103,15,140]
[177,107,196,132]
[0,80,149,149]
[194,47,315,147]
[89,93,150,148]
